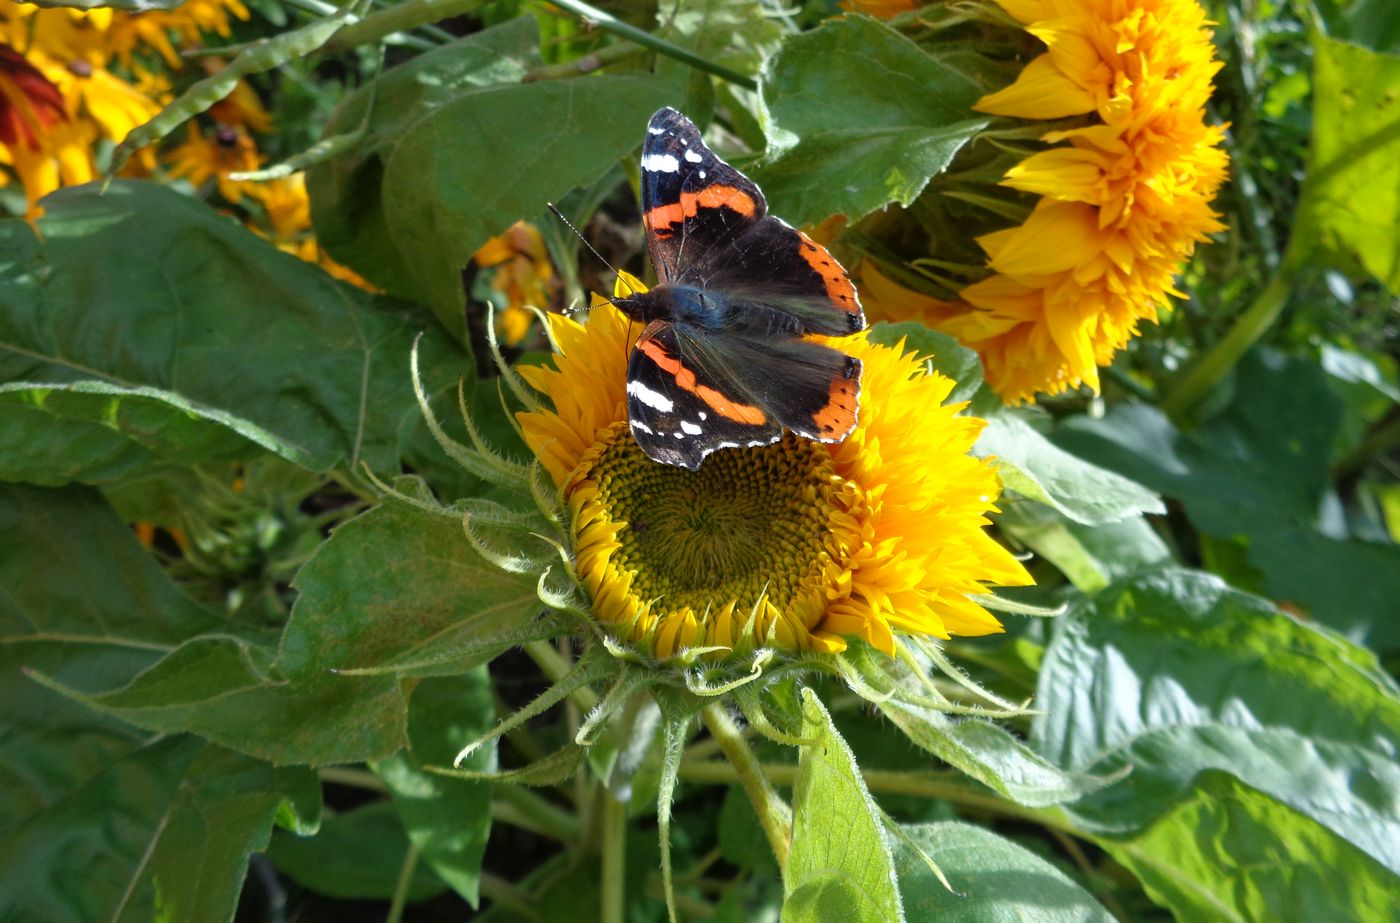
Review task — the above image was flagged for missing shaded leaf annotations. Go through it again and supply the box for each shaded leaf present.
[1054,350,1400,646]
[894,822,1113,921]
[0,182,467,482]
[999,503,1171,593]
[783,689,904,923]
[266,801,447,901]
[755,16,989,225]
[0,738,320,923]
[376,670,496,907]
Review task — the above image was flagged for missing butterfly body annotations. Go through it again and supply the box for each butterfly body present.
[620,107,866,471]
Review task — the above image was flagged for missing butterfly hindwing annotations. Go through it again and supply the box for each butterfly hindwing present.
[626,321,781,470]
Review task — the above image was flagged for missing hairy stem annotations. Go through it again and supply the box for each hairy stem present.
[600,790,627,923]
[699,704,791,872]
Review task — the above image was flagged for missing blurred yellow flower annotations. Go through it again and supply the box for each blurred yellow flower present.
[245,172,378,291]
[165,122,261,202]
[473,221,558,346]
[515,283,1031,661]
[943,0,1228,403]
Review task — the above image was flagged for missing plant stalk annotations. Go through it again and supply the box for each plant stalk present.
[385,842,420,923]
[324,0,486,50]
[600,790,627,923]
[699,704,791,872]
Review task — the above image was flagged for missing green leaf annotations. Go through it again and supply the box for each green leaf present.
[34,636,406,766]
[0,181,468,481]
[998,503,1171,593]
[783,688,904,923]
[308,18,543,298]
[1033,569,1400,874]
[894,822,1113,921]
[867,321,983,403]
[755,16,990,225]
[0,482,220,827]
[976,412,1164,525]
[375,670,496,907]
[1303,35,1400,291]
[1101,772,1400,923]
[656,0,782,79]
[719,785,778,874]
[0,737,321,923]
[1054,350,1400,646]
[266,801,447,901]
[280,491,553,679]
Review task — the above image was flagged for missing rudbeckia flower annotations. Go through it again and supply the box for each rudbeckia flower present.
[515,277,1032,662]
[472,221,559,346]
[165,122,262,202]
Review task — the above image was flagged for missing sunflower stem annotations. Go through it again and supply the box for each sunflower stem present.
[323,0,486,51]
[1161,251,1301,423]
[600,789,628,923]
[524,640,600,712]
[493,784,582,844]
[385,842,419,923]
[699,704,791,874]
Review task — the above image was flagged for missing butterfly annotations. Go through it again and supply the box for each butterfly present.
[610,107,866,471]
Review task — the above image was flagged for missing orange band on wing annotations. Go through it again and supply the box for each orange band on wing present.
[812,374,859,437]
[797,232,861,314]
[644,185,757,234]
[638,338,767,425]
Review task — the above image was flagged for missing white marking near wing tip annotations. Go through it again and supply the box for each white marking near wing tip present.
[698,411,707,420]
[631,420,655,435]
[641,153,680,173]
[698,170,707,179]
[680,420,702,435]
[627,379,674,412]
[684,149,703,163]
[647,126,665,135]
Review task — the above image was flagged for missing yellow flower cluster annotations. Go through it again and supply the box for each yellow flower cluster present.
[944,0,1229,403]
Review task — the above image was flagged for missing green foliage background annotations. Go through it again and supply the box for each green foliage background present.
[2,0,1398,921]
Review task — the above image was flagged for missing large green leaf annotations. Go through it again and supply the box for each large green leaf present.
[308,18,543,299]
[279,489,552,679]
[755,15,990,225]
[1101,772,1400,923]
[997,503,1171,593]
[894,822,1113,921]
[375,670,496,907]
[1303,35,1400,292]
[783,689,904,923]
[1033,569,1400,874]
[977,412,1164,526]
[1054,349,1400,646]
[0,737,320,923]
[0,181,467,483]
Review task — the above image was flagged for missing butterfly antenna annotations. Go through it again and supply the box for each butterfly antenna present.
[546,203,640,301]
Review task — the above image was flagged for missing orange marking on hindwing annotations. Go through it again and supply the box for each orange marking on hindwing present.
[638,338,767,425]
[812,366,860,437]
[644,186,757,233]
[797,232,861,315]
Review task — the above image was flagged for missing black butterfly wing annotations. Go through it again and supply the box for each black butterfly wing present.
[640,108,864,338]
[627,321,781,470]
[640,107,767,287]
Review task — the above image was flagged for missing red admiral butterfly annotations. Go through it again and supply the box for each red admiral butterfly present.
[611,107,866,471]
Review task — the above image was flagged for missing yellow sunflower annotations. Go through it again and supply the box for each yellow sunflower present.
[936,0,1228,403]
[515,280,1031,662]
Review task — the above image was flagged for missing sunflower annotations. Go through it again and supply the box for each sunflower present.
[514,279,1031,662]
[932,0,1228,403]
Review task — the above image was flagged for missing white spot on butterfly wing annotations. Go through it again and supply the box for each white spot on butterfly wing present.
[628,379,674,412]
[631,420,655,435]
[680,420,702,435]
[641,153,680,173]
[684,149,703,163]
[647,126,665,135]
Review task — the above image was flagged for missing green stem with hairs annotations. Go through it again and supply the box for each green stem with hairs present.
[385,842,420,923]
[544,0,758,90]
[493,785,582,844]
[524,640,600,712]
[700,705,791,872]
[600,790,627,923]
